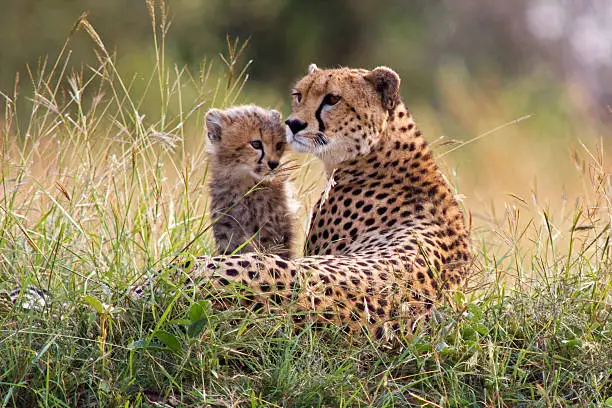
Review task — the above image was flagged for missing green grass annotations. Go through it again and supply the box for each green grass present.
[1,8,611,407]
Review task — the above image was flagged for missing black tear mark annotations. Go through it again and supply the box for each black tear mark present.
[257,128,265,164]
[315,100,326,132]
[314,77,332,133]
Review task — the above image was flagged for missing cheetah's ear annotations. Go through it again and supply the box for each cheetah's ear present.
[270,109,282,124]
[308,63,319,74]
[364,66,401,111]
[205,108,225,142]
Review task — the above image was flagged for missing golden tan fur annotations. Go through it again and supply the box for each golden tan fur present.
[134,66,471,342]
[206,105,295,259]
[286,66,394,172]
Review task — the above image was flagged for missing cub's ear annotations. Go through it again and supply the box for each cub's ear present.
[308,63,319,74]
[269,109,282,124]
[205,108,225,142]
[364,66,401,110]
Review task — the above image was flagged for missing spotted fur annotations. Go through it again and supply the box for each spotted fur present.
[206,105,295,259]
[166,65,471,341]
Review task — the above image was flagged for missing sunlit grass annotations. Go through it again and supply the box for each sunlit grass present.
[1,5,611,407]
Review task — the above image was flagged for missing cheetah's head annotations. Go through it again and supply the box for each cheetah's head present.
[205,105,286,180]
[285,64,401,168]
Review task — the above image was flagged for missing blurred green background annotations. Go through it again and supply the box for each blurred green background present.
[1,0,610,227]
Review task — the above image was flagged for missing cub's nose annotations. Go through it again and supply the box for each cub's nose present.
[267,160,279,170]
[285,118,307,135]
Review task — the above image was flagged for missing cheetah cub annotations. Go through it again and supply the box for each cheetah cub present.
[205,105,296,259]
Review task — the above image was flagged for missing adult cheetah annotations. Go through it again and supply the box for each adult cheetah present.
[179,64,470,341]
[5,65,471,341]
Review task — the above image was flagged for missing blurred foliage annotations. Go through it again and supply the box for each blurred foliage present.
[0,0,582,103]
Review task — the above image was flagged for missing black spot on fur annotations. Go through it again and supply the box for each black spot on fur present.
[248,270,259,280]
[225,268,239,277]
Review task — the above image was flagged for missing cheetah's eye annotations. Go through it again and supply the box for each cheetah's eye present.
[292,92,302,104]
[250,140,263,149]
[323,94,341,106]
[276,142,285,152]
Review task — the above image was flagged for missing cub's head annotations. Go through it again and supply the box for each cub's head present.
[206,105,286,180]
[285,64,401,167]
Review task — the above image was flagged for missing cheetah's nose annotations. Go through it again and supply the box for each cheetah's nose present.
[268,160,279,170]
[285,118,307,135]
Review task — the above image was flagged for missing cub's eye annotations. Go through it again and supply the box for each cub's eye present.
[292,92,302,104]
[323,94,341,106]
[250,140,263,149]
[276,142,285,152]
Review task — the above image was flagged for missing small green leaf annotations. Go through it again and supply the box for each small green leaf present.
[168,319,192,326]
[435,341,454,355]
[473,322,489,335]
[412,342,431,353]
[189,302,204,322]
[82,295,106,315]
[187,319,207,338]
[466,303,483,319]
[604,396,612,407]
[127,339,166,351]
[561,339,582,348]
[154,330,182,354]
[461,327,477,341]
[128,340,148,350]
